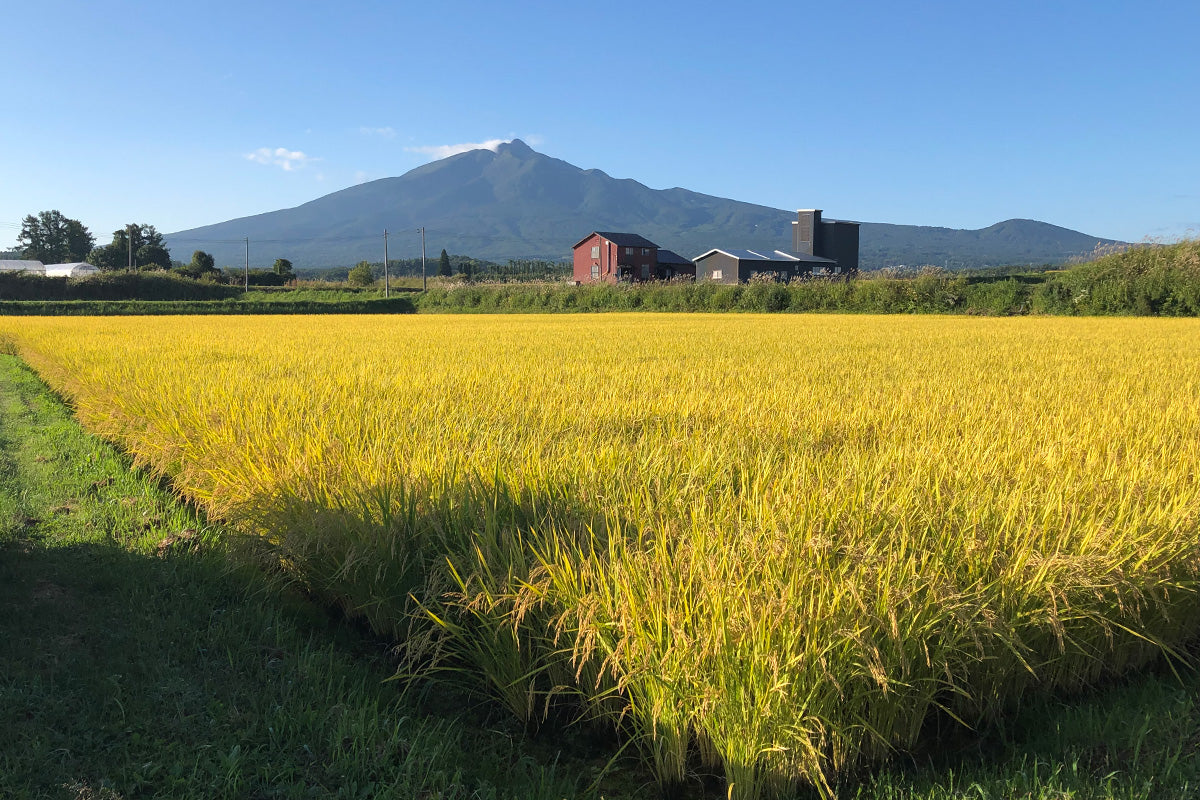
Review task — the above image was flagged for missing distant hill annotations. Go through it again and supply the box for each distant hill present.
[166,140,1121,270]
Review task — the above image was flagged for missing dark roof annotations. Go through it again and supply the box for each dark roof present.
[694,248,836,264]
[786,252,839,264]
[578,230,662,248]
[656,249,693,265]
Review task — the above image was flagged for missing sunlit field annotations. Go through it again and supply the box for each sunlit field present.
[3,314,1199,799]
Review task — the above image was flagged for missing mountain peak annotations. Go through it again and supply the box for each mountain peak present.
[496,138,534,156]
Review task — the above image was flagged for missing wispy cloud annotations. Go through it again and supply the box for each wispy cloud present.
[360,126,397,138]
[245,147,316,171]
[405,138,511,160]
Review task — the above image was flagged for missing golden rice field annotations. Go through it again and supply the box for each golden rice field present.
[3,313,1200,799]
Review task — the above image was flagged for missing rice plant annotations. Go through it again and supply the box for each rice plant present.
[3,313,1199,798]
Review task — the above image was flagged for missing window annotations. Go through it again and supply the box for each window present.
[625,247,633,256]
[591,245,600,258]
[642,248,650,255]
[591,264,600,280]
[711,269,723,280]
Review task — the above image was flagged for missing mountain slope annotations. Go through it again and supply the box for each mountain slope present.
[166,141,1120,270]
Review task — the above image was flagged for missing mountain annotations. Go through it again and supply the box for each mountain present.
[166,140,1120,270]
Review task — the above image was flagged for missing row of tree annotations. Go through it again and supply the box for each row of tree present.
[16,210,170,270]
[14,210,298,284]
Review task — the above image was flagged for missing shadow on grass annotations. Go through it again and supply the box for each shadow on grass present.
[0,530,608,800]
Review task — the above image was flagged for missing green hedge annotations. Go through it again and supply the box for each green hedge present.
[0,271,241,302]
[415,241,1200,316]
[0,298,416,316]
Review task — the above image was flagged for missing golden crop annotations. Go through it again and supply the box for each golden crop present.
[4,313,1199,799]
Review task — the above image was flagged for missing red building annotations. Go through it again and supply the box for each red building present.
[572,231,660,284]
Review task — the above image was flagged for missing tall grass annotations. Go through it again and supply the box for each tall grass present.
[3,314,1199,798]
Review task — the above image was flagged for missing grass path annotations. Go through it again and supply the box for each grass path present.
[0,355,614,800]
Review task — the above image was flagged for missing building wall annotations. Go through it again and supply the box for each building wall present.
[658,263,696,280]
[695,252,740,283]
[572,233,604,284]
[819,221,859,274]
[793,209,822,256]
[616,244,657,282]
[739,261,810,283]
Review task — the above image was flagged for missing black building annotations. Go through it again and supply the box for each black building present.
[655,249,696,280]
[792,209,859,276]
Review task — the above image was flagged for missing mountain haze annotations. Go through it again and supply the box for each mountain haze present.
[166,141,1120,270]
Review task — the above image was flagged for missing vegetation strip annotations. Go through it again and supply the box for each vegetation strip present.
[0,355,607,800]
[2,238,1199,318]
[0,297,416,316]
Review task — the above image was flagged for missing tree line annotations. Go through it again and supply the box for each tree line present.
[12,210,297,284]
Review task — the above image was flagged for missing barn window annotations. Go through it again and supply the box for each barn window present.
[591,264,599,279]
[712,269,723,280]
[591,245,600,258]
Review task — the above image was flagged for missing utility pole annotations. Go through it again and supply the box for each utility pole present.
[419,226,426,291]
[126,224,133,270]
[244,237,249,290]
[383,229,390,298]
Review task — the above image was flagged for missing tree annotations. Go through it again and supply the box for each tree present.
[89,224,172,271]
[273,258,295,279]
[176,250,217,279]
[438,248,452,277]
[462,258,473,281]
[347,261,375,287]
[17,210,95,263]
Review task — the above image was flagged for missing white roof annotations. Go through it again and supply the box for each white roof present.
[44,262,100,277]
[0,259,45,272]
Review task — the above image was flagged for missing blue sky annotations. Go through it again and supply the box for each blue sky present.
[2,0,1197,250]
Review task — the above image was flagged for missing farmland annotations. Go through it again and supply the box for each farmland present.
[2,314,1199,799]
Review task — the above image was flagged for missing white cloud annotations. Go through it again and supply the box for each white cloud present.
[245,147,316,171]
[360,126,397,138]
[405,138,511,160]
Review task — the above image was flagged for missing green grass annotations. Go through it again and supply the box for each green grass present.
[855,668,1200,799]
[0,356,625,799]
[3,350,1200,800]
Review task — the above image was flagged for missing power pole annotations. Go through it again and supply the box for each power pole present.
[127,224,133,270]
[383,229,390,298]
[419,226,426,291]
[244,237,249,290]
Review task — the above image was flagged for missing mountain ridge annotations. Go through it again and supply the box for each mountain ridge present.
[166,140,1121,270]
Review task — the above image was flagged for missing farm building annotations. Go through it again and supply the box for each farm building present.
[0,260,45,273]
[697,209,860,283]
[572,232,659,284]
[44,262,100,277]
[694,249,838,284]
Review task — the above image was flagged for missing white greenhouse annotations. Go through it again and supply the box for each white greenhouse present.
[0,259,45,273]
[43,262,100,277]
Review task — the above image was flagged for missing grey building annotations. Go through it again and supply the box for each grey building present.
[693,248,837,284]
